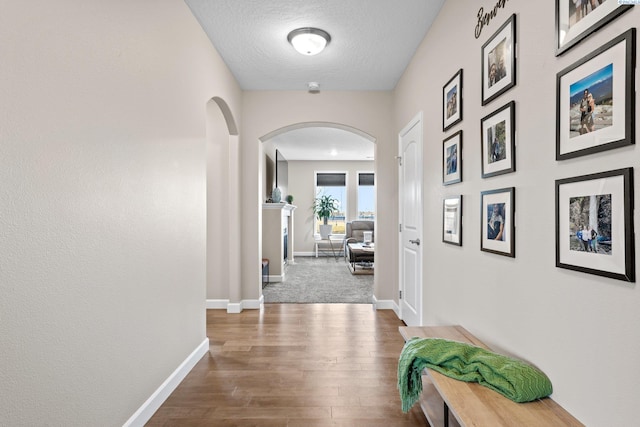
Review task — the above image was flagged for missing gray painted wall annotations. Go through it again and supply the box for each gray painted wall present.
[394,1,639,425]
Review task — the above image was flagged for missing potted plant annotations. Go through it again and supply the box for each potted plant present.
[285,194,294,204]
[313,194,339,239]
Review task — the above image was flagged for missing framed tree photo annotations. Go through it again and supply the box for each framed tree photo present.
[443,195,462,246]
[481,187,515,258]
[481,101,515,178]
[555,0,633,56]
[555,167,635,282]
[443,130,462,185]
[481,14,516,106]
[443,69,463,131]
[556,29,636,160]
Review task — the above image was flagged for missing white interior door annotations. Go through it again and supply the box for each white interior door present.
[398,113,423,326]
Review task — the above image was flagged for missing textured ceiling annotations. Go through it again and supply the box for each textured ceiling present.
[185,0,445,160]
[185,0,445,91]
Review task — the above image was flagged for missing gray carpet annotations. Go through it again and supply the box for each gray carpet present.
[263,256,373,303]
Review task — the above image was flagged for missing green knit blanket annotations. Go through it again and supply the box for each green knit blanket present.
[398,337,553,412]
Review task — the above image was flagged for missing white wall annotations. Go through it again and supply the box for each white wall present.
[288,160,375,254]
[241,91,397,302]
[394,1,640,425]
[0,0,242,424]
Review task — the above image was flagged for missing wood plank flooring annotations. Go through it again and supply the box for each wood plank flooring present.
[147,304,428,426]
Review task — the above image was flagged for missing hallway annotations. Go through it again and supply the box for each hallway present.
[147,304,427,426]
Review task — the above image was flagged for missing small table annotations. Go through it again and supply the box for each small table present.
[347,242,375,274]
[315,235,344,261]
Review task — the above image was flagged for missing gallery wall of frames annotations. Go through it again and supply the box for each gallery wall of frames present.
[440,1,636,282]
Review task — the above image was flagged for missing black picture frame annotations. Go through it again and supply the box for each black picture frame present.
[481,101,516,178]
[481,187,515,258]
[443,195,462,246]
[555,167,635,282]
[443,130,462,185]
[481,14,516,106]
[555,0,633,56]
[556,28,636,160]
[443,69,463,131]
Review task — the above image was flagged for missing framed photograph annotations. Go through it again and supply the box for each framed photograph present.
[443,69,463,131]
[555,0,633,56]
[481,101,515,178]
[481,14,516,106]
[556,29,636,160]
[555,167,634,282]
[481,187,515,257]
[443,195,462,246]
[443,130,462,185]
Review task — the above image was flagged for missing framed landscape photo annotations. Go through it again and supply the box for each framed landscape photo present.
[555,167,634,282]
[443,195,462,246]
[555,0,633,56]
[481,187,515,258]
[481,101,515,178]
[443,130,462,185]
[481,14,516,106]
[443,69,463,131]
[556,29,636,160]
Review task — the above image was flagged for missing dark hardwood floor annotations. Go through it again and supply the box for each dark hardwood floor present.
[147,303,428,426]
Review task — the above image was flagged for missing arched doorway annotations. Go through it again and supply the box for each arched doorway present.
[205,96,242,313]
[259,122,377,302]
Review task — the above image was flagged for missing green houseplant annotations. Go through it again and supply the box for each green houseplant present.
[313,194,339,239]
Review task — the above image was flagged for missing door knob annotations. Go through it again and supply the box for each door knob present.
[409,238,421,245]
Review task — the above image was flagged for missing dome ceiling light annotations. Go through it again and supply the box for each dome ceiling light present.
[287,27,331,56]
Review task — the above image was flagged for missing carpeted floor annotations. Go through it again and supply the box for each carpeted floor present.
[262,256,373,303]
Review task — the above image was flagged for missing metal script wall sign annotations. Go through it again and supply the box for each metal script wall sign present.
[476,0,511,39]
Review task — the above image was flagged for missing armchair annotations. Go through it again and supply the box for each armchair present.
[344,221,374,273]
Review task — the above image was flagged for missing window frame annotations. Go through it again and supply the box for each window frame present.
[314,171,348,237]
[357,171,375,221]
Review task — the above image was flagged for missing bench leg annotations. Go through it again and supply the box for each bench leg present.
[444,401,449,427]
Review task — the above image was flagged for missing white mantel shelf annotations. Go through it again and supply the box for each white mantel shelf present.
[262,202,297,211]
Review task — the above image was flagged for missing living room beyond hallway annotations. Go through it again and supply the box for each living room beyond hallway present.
[262,256,373,303]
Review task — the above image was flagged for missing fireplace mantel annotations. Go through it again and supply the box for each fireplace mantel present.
[262,203,296,282]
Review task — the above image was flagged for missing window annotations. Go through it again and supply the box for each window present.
[315,172,347,235]
[358,172,375,220]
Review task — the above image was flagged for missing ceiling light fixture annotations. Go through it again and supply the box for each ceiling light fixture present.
[287,27,331,56]
[307,82,320,93]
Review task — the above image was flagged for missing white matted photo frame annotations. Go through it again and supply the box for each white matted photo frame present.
[481,14,516,106]
[481,101,515,178]
[555,167,635,282]
[443,195,462,246]
[556,28,636,160]
[555,0,633,56]
[443,130,462,185]
[481,187,515,258]
[443,69,463,131]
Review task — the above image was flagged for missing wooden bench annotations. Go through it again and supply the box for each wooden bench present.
[399,325,584,427]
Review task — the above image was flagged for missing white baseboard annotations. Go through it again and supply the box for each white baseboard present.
[206,299,229,309]
[123,338,209,427]
[294,251,316,257]
[227,302,242,314]
[206,298,263,312]
[294,252,345,258]
[243,295,264,309]
[372,295,400,316]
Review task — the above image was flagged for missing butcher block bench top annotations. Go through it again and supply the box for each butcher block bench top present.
[399,325,583,427]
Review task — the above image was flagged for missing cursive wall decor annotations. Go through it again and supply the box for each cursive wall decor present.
[475,0,511,39]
